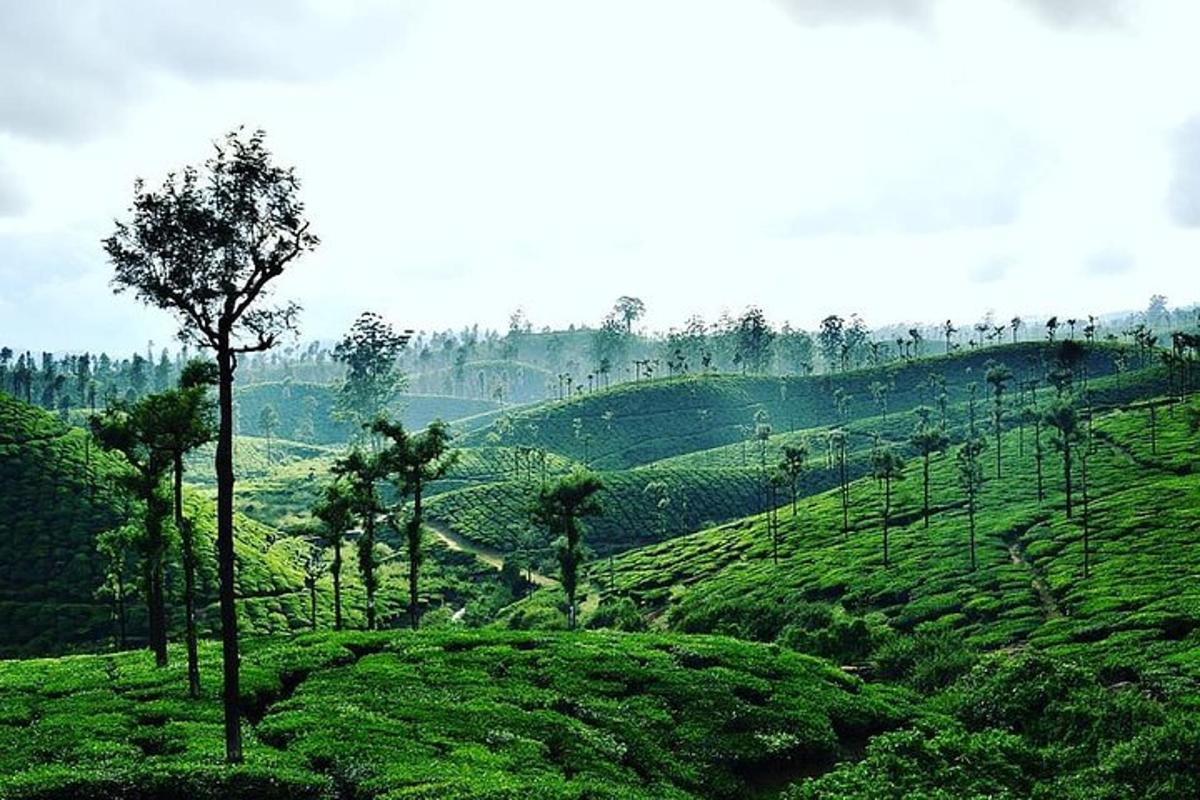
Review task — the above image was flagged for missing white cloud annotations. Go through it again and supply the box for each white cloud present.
[0,0,1198,353]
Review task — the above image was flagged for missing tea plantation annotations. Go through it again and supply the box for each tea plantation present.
[0,629,911,800]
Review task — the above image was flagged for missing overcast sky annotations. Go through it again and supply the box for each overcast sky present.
[1,0,1199,353]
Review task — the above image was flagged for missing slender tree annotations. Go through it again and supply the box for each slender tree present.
[909,408,949,528]
[312,479,356,630]
[871,446,905,567]
[258,403,279,465]
[104,128,318,763]
[1043,396,1081,518]
[144,359,217,696]
[90,402,173,667]
[374,417,457,630]
[332,448,386,629]
[533,470,604,629]
[779,442,809,515]
[956,436,986,571]
[985,363,1013,478]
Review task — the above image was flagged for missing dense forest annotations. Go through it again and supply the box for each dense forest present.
[2,128,1200,800]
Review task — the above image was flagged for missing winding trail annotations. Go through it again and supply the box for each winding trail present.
[1007,535,1063,620]
[425,519,556,587]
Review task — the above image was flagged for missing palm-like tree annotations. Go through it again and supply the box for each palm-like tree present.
[533,470,604,629]
[1043,396,1081,518]
[909,408,949,528]
[871,445,905,567]
[312,479,356,630]
[143,360,217,696]
[779,442,809,515]
[985,363,1013,478]
[374,417,458,630]
[331,448,386,629]
[956,436,986,571]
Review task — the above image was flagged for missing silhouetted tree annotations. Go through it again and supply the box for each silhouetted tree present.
[612,296,646,333]
[104,128,318,763]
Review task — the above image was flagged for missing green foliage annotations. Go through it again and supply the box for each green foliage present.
[0,630,902,799]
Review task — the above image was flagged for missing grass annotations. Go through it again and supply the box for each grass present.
[0,629,907,800]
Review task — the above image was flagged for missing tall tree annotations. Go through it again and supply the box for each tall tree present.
[909,407,949,528]
[332,448,386,629]
[985,363,1013,478]
[734,307,776,374]
[144,359,217,697]
[332,312,411,437]
[779,442,809,514]
[871,446,905,567]
[374,417,457,630]
[90,402,173,667]
[104,128,318,763]
[258,403,279,464]
[1043,396,1081,518]
[612,296,646,334]
[956,436,986,571]
[533,470,604,629]
[311,479,356,630]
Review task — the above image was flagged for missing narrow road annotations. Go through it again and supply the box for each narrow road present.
[425,519,556,587]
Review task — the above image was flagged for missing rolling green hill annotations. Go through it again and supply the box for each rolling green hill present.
[425,467,782,564]
[0,629,906,800]
[0,394,520,657]
[462,342,1131,469]
[532,395,1200,679]
[234,382,502,445]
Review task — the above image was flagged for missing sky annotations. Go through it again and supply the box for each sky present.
[1,0,1199,353]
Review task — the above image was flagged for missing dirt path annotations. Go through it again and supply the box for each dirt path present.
[1008,539,1063,620]
[425,519,556,587]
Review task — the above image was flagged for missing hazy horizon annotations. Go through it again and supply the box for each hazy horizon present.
[3,0,1200,353]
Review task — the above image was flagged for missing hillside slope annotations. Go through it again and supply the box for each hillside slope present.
[0,629,905,799]
[463,342,1130,468]
[558,395,1200,682]
[0,395,518,657]
[234,382,501,445]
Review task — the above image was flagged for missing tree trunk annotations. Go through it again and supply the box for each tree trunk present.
[332,542,343,631]
[409,479,423,630]
[968,496,976,571]
[145,495,169,668]
[216,343,243,763]
[1063,441,1073,519]
[364,513,377,631]
[175,454,201,698]
[882,477,891,567]
[922,453,930,528]
[116,571,127,649]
